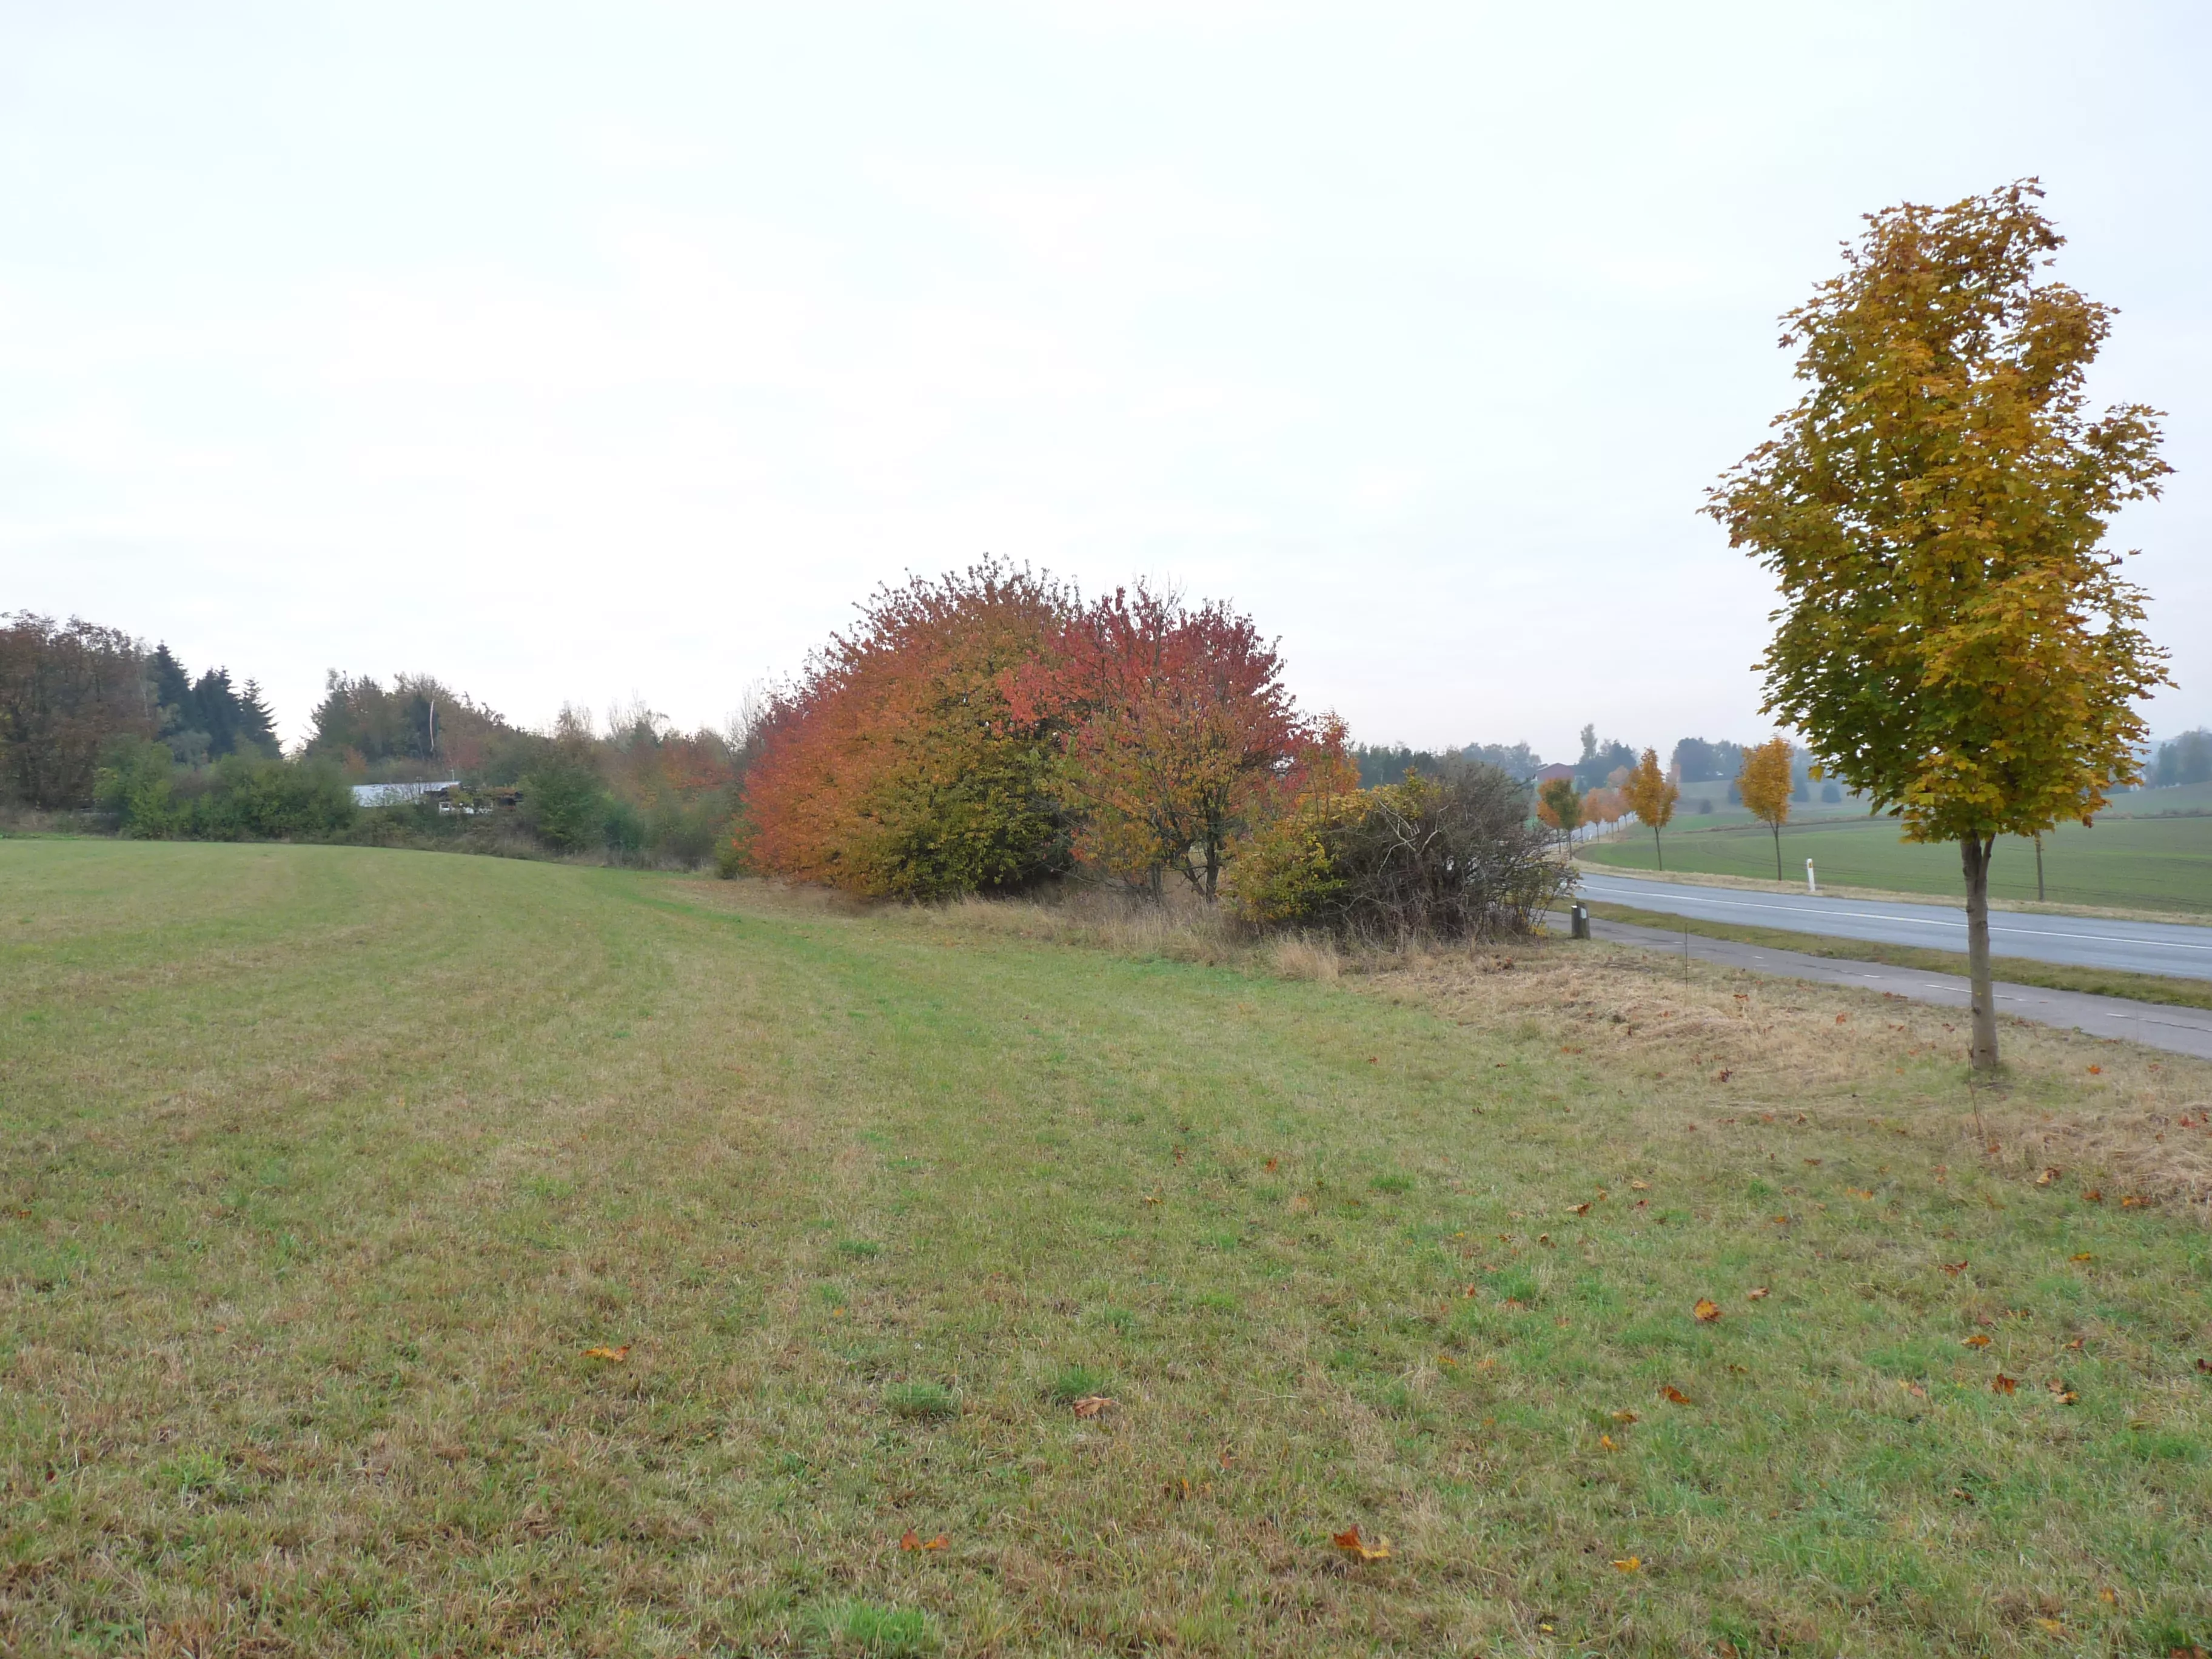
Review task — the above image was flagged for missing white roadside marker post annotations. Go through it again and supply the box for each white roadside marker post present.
[1806,859,1817,895]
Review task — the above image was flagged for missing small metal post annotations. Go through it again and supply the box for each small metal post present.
[1570,902,1589,940]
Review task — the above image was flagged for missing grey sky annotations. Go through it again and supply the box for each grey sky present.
[4,2,2205,759]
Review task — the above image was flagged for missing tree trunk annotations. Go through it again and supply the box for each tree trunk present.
[1772,824,1782,882]
[1651,824,1663,870]
[1961,835,1999,1072]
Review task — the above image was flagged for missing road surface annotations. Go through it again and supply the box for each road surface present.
[1577,872,2212,982]
[1574,912,2212,1061]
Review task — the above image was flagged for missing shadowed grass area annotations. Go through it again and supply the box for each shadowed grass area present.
[2,840,2210,1657]
[1582,899,2212,1013]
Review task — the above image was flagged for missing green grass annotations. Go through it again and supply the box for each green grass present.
[1585,811,2212,916]
[4,840,2211,1655]
[1581,900,2212,1013]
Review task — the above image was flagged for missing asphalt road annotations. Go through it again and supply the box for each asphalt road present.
[1575,912,2212,1061]
[1577,872,2212,982]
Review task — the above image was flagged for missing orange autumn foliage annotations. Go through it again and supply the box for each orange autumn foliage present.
[743,561,1074,898]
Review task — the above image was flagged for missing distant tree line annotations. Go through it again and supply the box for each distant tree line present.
[0,611,752,868]
[2148,730,2211,791]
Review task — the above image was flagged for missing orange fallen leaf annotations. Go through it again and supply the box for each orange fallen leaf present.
[1902,1381,1929,1398]
[2086,1065,2101,1075]
[1660,1385,1692,1405]
[1848,1188,1875,1200]
[1715,1068,1732,1082]
[2082,1188,2102,1202]
[2120,1195,2146,1208]
[1332,1525,1391,1561]
[1962,1334,1991,1349]
[1070,1396,1116,1419]
[1770,1215,1791,1225]
[1746,1287,1770,1301]
[1264,1158,1278,1171]
[1567,1202,1592,1216]
[2045,1378,2077,1403]
[2065,1338,2085,1352]
[581,1345,631,1362]
[1600,1433,1618,1450]
[1835,1014,1848,1024]
[2037,1618,2065,1633]
[2070,1253,2094,1262]
[1611,1554,1642,1572]
[1991,1374,2017,1395]
[1694,1299,1723,1322]
[1629,1179,1650,1191]
[1940,1262,1968,1275]
[1611,1409,1639,1423]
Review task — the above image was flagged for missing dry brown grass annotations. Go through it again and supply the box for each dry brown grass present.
[1369,937,2212,1218]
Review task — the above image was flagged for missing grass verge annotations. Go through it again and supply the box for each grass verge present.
[1583,899,2212,1013]
[3,841,2210,1656]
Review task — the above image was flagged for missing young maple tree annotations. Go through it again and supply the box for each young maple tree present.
[1620,748,1677,869]
[1707,181,2169,1071]
[1536,776,1581,853]
[1737,736,1795,882]
[1005,584,1319,900]
[745,561,1073,898]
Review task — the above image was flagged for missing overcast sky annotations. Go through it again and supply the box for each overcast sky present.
[4,2,2206,759]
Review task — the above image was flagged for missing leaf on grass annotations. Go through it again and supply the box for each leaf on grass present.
[2196,1357,2211,1373]
[2086,1065,2102,1075]
[1629,1179,1651,1191]
[1070,1396,1116,1419]
[2070,1253,2094,1262]
[1264,1158,1278,1171]
[1332,1526,1391,1561]
[2120,1195,2147,1208]
[2045,1379,2078,1404]
[1747,1287,1770,1301]
[1567,1202,1592,1217]
[1770,1215,1791,1225]
[1962,1334,1991,1348]
[1848,1188,1875,1200]
[1940,1262,1968,1275]
[1715,1068,1732,1082]
[1600,1433,1618,1450]
[1835,1014,1848,1025]
[1902,1381,1929,1398]
[1803,1158,1822,1167]
[1694,1299,1723,1322]
[1660,1385,1692,1405]
[2065,1338,2085,1352]
[1991,1374,2017,1395]
[1611,1555,1642,1572]
[899,1529,950,1551]
[1611,1409,1638,1423]
[581,1345,631,1362]
[2036,1167,2061,1185]
[2083,1188,2102,1202]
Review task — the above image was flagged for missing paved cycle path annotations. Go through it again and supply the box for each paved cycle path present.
[1575,911,2212,1061]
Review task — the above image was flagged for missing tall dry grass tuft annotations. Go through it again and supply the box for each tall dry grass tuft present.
[1267,933,1342,982]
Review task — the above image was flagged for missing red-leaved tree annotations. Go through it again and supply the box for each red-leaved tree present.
[743,562,1074,897]
[1006,585,1326,899]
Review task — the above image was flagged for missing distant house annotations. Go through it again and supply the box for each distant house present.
[1531,763,1577,786]
[348,780,521,816]
[350,780,460,808]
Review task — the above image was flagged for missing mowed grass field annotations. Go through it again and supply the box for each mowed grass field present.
[1583,812,2212,917]
[4,840,2211,1657]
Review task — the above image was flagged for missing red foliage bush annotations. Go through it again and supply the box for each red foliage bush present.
[742,562,1074,898]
